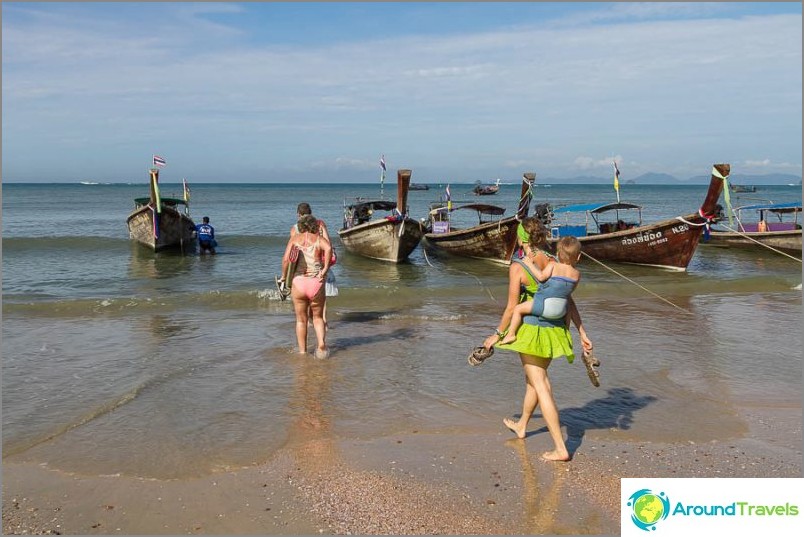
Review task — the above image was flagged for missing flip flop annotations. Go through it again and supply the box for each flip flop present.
[582,350,601,387]
[275,276,290,301]
[468,346,494,366]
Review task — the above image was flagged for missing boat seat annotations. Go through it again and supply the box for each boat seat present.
[768,222,798,232]
[550,225,587,239]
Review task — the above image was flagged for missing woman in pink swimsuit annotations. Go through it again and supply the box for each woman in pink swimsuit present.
[281,214,332,358]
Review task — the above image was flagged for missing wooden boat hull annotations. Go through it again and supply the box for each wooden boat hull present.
[127,205,196,252]
[424,172,535,265]
[704,230,802,254]
[338,217,424,263]
[423,216,521,265]
[546,164,728,271]
[550,214,709,271]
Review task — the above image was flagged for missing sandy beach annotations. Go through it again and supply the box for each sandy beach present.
[3,398,800,535]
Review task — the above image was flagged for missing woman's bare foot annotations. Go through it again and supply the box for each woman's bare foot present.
[499,334,517,345]
[503,417,527,439]
[541,449,571,462]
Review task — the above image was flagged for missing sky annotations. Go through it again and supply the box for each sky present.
[2,2,802,183]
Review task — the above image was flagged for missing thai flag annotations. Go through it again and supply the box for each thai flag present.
[379,155,386,171]
[153,155,166,167]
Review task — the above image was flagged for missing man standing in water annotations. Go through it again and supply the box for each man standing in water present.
[195,216,217,255]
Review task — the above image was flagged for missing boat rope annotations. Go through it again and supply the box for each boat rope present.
[580,251,694,315]
[421,247,498,303]
[709,222,802,263]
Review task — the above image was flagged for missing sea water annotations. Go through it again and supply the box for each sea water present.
[2,181,801,478]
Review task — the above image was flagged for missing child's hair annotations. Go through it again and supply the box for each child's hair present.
[556,236,581,265]
[297,202,312,216]
[297,214,319,234]
[521,217,548,249]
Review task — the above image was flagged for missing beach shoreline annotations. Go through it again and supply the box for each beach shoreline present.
[3,400,800,535]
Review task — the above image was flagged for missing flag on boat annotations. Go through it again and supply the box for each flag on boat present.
[379,154,386,193]
[182,178,190,203]
[153,155,166,167]
[613,161,620,193]
[446,184,452,211]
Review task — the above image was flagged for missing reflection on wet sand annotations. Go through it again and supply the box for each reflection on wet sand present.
[507,439,568,534]
[283,357,337,472]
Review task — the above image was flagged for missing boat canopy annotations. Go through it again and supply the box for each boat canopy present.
[346,200,398,212]
[552,202,641,215]
[736,202,802,213]
[134,197,187,207]
[430,203,506,216]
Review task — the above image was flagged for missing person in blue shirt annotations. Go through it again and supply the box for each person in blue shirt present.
[195,216,216,255]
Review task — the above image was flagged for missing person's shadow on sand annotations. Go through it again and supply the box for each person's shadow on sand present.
[521,387,657,456]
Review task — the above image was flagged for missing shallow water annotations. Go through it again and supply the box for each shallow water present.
[2,181,801,478]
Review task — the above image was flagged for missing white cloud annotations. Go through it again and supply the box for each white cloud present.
[2,4,800,181]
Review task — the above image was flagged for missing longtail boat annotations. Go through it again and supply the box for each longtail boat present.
[127,167,196,252]
[704,201,802,255]
[545,164,729,271]
[422,173,535,265]
[337,169,424,263]
[472,179,501,196]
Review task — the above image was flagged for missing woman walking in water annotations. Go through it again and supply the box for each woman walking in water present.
[281,214,332,359]
[482,217,593,462]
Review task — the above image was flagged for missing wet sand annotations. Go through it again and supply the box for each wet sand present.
[3,401,800,535]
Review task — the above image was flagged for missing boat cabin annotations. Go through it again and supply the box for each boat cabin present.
[342,199,399,229]
[729,202,802,232]
[548,202,643,239]
[427,202,506,234]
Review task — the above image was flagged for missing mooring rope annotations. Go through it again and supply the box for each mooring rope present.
[708,222,802,263]
[579,250,735,346]
[421,246,498,303]
[580,251,694,315]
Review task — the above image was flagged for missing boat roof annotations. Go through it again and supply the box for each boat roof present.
[552,202,641,214]
[736,202,802,212]
[346,200,397,211]
[430,203,506,215]
[134,197,187,206]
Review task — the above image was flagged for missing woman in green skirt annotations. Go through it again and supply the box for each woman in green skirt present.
[482,217,593,462]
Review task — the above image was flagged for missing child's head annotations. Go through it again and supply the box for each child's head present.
[520,217,547,249]
[556,236,581,265]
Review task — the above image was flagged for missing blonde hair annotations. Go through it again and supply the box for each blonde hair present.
[556,236,581,265]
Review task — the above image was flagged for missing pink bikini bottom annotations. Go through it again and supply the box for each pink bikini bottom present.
[293,275,324,300]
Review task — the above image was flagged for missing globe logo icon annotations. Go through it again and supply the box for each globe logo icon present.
[627,489,670,531]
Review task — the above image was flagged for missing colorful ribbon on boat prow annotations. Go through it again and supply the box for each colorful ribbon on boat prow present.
[695,165,729,237]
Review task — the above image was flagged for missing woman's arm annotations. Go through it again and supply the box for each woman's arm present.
[318,238,332,281]
[318,219,331,242]
[280,238,295,280]
[566,296,593,352]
